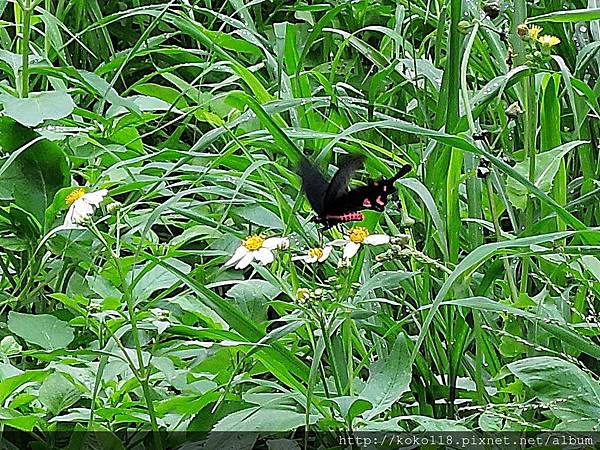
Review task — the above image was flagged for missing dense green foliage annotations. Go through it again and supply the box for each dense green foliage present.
[0,0,600,448]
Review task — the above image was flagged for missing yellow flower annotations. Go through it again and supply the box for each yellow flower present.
[528,25,543,40]
[538,35,560,47]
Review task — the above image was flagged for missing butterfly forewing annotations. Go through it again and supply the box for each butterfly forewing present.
[299,157,329,216]
[323,156,365,208]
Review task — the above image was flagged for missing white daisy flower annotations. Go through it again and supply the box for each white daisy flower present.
[63,188,108,228]
[224,234,289,270]
[332,226,390,259]
[292,245,333,264]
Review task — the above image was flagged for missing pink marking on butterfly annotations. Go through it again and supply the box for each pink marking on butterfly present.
[375,196,384,206]
[326,212,364,222]
[363,198,372,207]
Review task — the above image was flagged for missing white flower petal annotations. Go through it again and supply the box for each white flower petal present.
[363,234,390,245]
[254,248,275,265]
[223,245,249,267]
[263,237,289,250]
[81,189,108,207]
[318,246,333,262]
[64,201,93,226]
[305,254,318,264]
[235,252,255,269]
[343,242,361,259]
[329,239,348,246]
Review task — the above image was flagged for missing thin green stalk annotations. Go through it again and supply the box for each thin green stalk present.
[460,21,483,249]
[89,223,163,450]
[521,74,537,294]
[18,0,32,97]
[318,313,343,396]
[486,178,519,303]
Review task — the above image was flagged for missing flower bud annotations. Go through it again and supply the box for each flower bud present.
[505,101,523,119]
[483,1,500,19]
[458,20,472,34]
[106,201,122,214]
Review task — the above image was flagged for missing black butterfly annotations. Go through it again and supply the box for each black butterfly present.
[299,156,411,229]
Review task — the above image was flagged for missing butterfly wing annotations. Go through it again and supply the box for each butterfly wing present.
[323,156,365,209]
[299,157,329,216]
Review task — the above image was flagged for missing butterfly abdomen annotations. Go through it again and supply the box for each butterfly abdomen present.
[326,212,364,222]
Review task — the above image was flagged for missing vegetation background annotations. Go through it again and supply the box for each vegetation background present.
[0,0,599,448]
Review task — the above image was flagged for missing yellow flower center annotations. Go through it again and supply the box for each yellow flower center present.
[296,288,310,301]
[65,188,85,206]
[308,248,324,259]
[348,227,369,244]
[243,234,264,251]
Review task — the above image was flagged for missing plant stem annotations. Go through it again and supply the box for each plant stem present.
[90,223,163,450]
[460,21,483,249]
[19,0,32,97]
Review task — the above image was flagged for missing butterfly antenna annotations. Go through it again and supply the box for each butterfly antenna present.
[388,164,412,183]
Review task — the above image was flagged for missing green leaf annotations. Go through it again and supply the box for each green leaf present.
[355,271,416,301]
[508,357,600,429]
[78,70,141,115]
[0,408,40,431]
[212,406,318,431]
[226,279,281,324]
[129,258,191,303]
[236,205,284,229]
[0,91,75,127]
[360,333,411,419]
[410,415,470,431]
[0,370,48,404]
[329,396,372,421]
[0,118,69,228]
[506,142,581,210]
[528,7,600,23]
[8,312,74,350]
[38,372,81,415]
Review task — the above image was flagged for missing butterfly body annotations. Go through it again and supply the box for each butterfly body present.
[299,156,411,229]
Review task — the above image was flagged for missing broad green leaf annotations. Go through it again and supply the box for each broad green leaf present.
[129,258,191,303]
[8,312,74,350]
[508,356,600,429]
[212,406,318,431]
[38,373,81,415]
[226,279,281,324]
[355,271,416,301]
[0,408,40,431]
[0,370,48,404]
[0,91,75,127]
[506,142,581,210]
[0,118,69,227]
[360,333,411,419]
